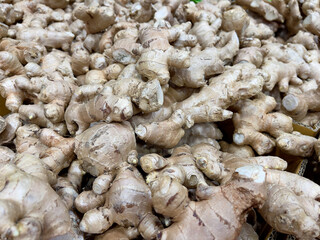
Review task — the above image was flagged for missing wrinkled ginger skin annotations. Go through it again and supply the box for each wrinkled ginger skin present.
[75,122,136,177]
[153,166,267,240]
[79,164,162,240]
[0,164,71,240]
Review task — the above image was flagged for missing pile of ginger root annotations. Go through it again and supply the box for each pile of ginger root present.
[2,0,320,239]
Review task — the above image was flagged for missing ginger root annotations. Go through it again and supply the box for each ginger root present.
[152,165,267,240]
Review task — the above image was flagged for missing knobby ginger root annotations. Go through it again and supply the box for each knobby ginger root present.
[259,169,320,239]
[140,144,207,189]
[232,93,293,155]
[79,164,162,239]
[136,62,264,148]
[193,143,287,184]
[65,85,133,135]
[73,0,115,34]
[152,165,267,240]
[170,31,239,88]
[0,163,71,240]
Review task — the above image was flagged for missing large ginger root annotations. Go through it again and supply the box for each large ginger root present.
[73,0,115,34]
[79,163,162,239]
[170,31,239,88]
[232,93,293,155]
[19,103,67,135]
[140,144,207,189]
[65,84,133,135]
[136,62,265,148]
[193,143,287,184]
[259,169,320,239]
[0,163,71,240]
[152,165,267,240]
[135,23,191,85]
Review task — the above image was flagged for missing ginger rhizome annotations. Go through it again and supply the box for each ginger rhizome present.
[136,62,264,148]
[140,144,207,189]
[79,164,162,239]
[152,165,267,240]
[0,163,71,239]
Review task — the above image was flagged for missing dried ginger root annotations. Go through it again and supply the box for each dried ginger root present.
[152,165,267,240]
[136,62,265,148]
[79,163,163,239]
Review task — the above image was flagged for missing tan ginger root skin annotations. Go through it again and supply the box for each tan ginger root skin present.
[152,165,267,240]
[136,62,265,148]
[73,0,115,34]
[0,163,71,240]
[140,144,207,189]
[79,164,163,239]
[74,122,136,177]
[193,143,287,184]
[232,93,293,155]
[65,84,133,135]
[170,31,240,88]
[259,169,320,239]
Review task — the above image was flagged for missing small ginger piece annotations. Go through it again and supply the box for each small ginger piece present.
[0,51,25,77]
[193,143,287,184]
[79,164,162,239]
[0,113,21,145]
[71,42,90,76]
[232,93,293,155]
[95,226,139,240]
[152,165,267,240]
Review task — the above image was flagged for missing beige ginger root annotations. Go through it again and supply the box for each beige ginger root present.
[193,143,287,184]
[152,165,267,240]
[140,144,207,189]
[0,163,71,239]
[65,84,133,135]
[136,62,265,148]
[79,164,163,239]
[135,23,191,85]
[170,31,239,88]
[259,169,320,239]
[232,93,293,155]
[73,0,115,34]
